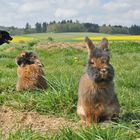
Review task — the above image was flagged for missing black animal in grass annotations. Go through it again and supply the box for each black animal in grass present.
[0,30,13,45]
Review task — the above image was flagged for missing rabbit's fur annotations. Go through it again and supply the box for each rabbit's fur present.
[77,37,120,124]
[16,51,47,91]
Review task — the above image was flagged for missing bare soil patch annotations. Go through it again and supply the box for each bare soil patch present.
[0,106,78,136]
[34,42,87,51]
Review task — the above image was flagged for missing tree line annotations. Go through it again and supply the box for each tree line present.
[0,20,140,35]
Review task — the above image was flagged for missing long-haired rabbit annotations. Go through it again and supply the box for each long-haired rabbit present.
[16,51,47,91]
[77,37,120,124]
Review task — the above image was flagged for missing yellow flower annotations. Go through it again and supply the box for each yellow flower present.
[74,35,140,41]
[11,36,33,43]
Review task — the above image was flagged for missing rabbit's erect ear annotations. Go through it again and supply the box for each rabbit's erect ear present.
[100,38,109,51]
[85,37,95,53]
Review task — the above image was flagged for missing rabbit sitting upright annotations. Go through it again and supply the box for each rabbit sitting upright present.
[77,37,120,125]
[16,51,47,91]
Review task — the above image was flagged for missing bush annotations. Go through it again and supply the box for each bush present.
[47,37,54,42]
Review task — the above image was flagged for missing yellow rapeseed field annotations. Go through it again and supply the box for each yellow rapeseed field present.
[10,35,140,43]
[74,35,140,41]
[11,36,33,42]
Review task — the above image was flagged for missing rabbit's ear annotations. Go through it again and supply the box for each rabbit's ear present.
[100,38,109,51]
[85,37,95,53]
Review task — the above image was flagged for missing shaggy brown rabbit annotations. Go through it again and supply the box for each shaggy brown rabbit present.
[16,51,47,91]
[77,37,120,124]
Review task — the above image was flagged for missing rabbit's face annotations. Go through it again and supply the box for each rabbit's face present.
[16,51,43,67]
[86,37,114,83]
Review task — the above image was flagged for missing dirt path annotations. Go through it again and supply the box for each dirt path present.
[0,106,78,136]
[33,42,87,51]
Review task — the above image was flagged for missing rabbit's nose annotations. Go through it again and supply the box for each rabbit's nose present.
[100,69,106,73]
[35,59,44,67]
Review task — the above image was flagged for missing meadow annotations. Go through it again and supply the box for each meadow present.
[0,33,140,139]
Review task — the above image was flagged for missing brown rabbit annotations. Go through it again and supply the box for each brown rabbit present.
[16,51,47,91]
[77,37,120,125]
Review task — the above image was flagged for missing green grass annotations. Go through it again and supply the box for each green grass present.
[24,32,111,42]
[0,34,140,139]
[4,125,140,140]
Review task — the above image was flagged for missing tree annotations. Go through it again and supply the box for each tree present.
[42,22,47,32]
[47,21,85,33]
[111,25,129,34]
[24,22,32,34]
[61,20,66,24]
[83,23,99,32]
[35,22,42,33]
[69,20,73,23]
[99,25,113,34]
[129,25,140,35]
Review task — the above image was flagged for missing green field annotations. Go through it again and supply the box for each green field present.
[25,32,111,42]
[0,33,140,139]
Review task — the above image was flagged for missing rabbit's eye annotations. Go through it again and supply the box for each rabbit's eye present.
[90,61,94,64]
[89,60,94,64]
[101,59,106,64]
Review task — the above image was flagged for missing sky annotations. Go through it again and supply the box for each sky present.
[0,0,140,27]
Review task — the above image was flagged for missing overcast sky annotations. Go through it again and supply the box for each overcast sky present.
[0,0,139,27]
